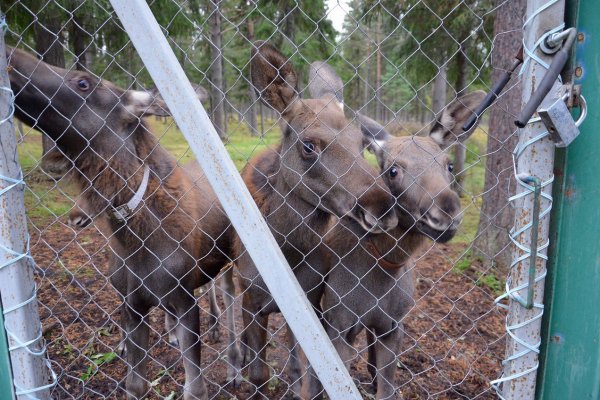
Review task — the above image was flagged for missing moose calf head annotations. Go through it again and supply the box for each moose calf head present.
[360,91,486,242]
[251,42,398,233]
[7,47,169,160]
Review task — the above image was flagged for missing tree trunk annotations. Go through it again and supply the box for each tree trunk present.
[453,43,469,196]
[259,101,265,137]
[431,62,447,119]
[246,18,259,136]
[209,0,227,139]
[473,0,526,273]
[221,44,228,135]
[71,13,89,71]
[375,14,383,121]
[364,38,371,115]
[455,43,468,97]
[34,3,66,176]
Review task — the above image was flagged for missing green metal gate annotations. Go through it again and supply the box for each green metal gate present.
[537,0,600,398]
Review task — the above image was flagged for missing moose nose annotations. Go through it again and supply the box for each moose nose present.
[357,205,398,233]
[421,206,454,231]
[419,192,461,231]
[355,187,398,233]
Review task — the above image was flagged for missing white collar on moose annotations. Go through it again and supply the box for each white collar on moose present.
[109,164,151,223]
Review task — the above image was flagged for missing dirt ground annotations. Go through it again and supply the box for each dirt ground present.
[31,215,505,400]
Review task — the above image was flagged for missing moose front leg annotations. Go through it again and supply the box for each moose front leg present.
[220,267,242,387]
[122,302,151,400]
[206,281,222,343]
[373,327,403,400]
[164,311,179,347]
[174,293,208,400]
[241,292,271,399]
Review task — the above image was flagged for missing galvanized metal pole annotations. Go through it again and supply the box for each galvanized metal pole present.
[500,0,566,398]
[0,17,50,400]
[108,1,362,398]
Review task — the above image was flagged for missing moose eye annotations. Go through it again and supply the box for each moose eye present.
[389,166,399,178]
[77,78,90,92]
[302,140,316,155]
[447,163,454,173]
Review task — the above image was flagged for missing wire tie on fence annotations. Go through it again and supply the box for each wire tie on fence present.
[13,358,58,398]
[0,15,7,34]
[0,85,15,125]
[519,0,563,74]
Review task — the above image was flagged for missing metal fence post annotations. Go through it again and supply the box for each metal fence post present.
[107,1,362,398]
[494,0,566,398]
[0,14,51,400]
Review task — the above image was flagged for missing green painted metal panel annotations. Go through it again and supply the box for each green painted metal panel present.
[537,0,600,398]
[0,301,16,400]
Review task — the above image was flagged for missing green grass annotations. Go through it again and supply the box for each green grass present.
[453,252,473,274]
[80,352,118,381]
[476,273,503,296]
[451,249,504,295]
[148,115,281,170]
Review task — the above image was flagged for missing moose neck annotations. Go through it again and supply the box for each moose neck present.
[269,175,332,265]
[71,121,174,222]
[329,217,425,275]
[249,149,332,253]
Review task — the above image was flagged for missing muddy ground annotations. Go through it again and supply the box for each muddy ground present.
[31,216,505,399]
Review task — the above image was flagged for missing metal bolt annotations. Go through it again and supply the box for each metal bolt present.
[574,67,583,78]
[577,32,584,42]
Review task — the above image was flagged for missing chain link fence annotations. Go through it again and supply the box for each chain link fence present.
[1,0,537,398]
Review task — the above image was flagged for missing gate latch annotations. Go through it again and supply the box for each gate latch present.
[539,84,586,148]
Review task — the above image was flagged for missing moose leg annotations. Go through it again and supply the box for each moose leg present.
[366,329,377,386]
[122,303,151,400]
[207,280,222,343]
[164,311,179,347]
[301,322,358,400]
[174,294,208,400]
[242,293,270,399]
[373,327,403,400]
[285,329,304,399]
[220,268,242,386]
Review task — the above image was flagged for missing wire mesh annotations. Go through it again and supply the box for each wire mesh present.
[2,0,528,398]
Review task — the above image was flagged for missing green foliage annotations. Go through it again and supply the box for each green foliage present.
[5,0,493,120]
[80,352,118,381]
[453,252,473,274]
[452,250,503,295]
[267,375,280,391]
[476,273,503,296]
[338,0,494,117]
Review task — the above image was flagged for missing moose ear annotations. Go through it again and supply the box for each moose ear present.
[250,41,299,116]
[428,90,486,150]
[147,84,208,116]
[191,84,209,104]
[357,113,391,169]
[308,61,344,110]
[126,89,170,117]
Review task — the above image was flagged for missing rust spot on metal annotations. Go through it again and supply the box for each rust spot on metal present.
[575,66,583,78]
[553,168,563,177]
[551,333,564,344]
[577,32,584,43]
